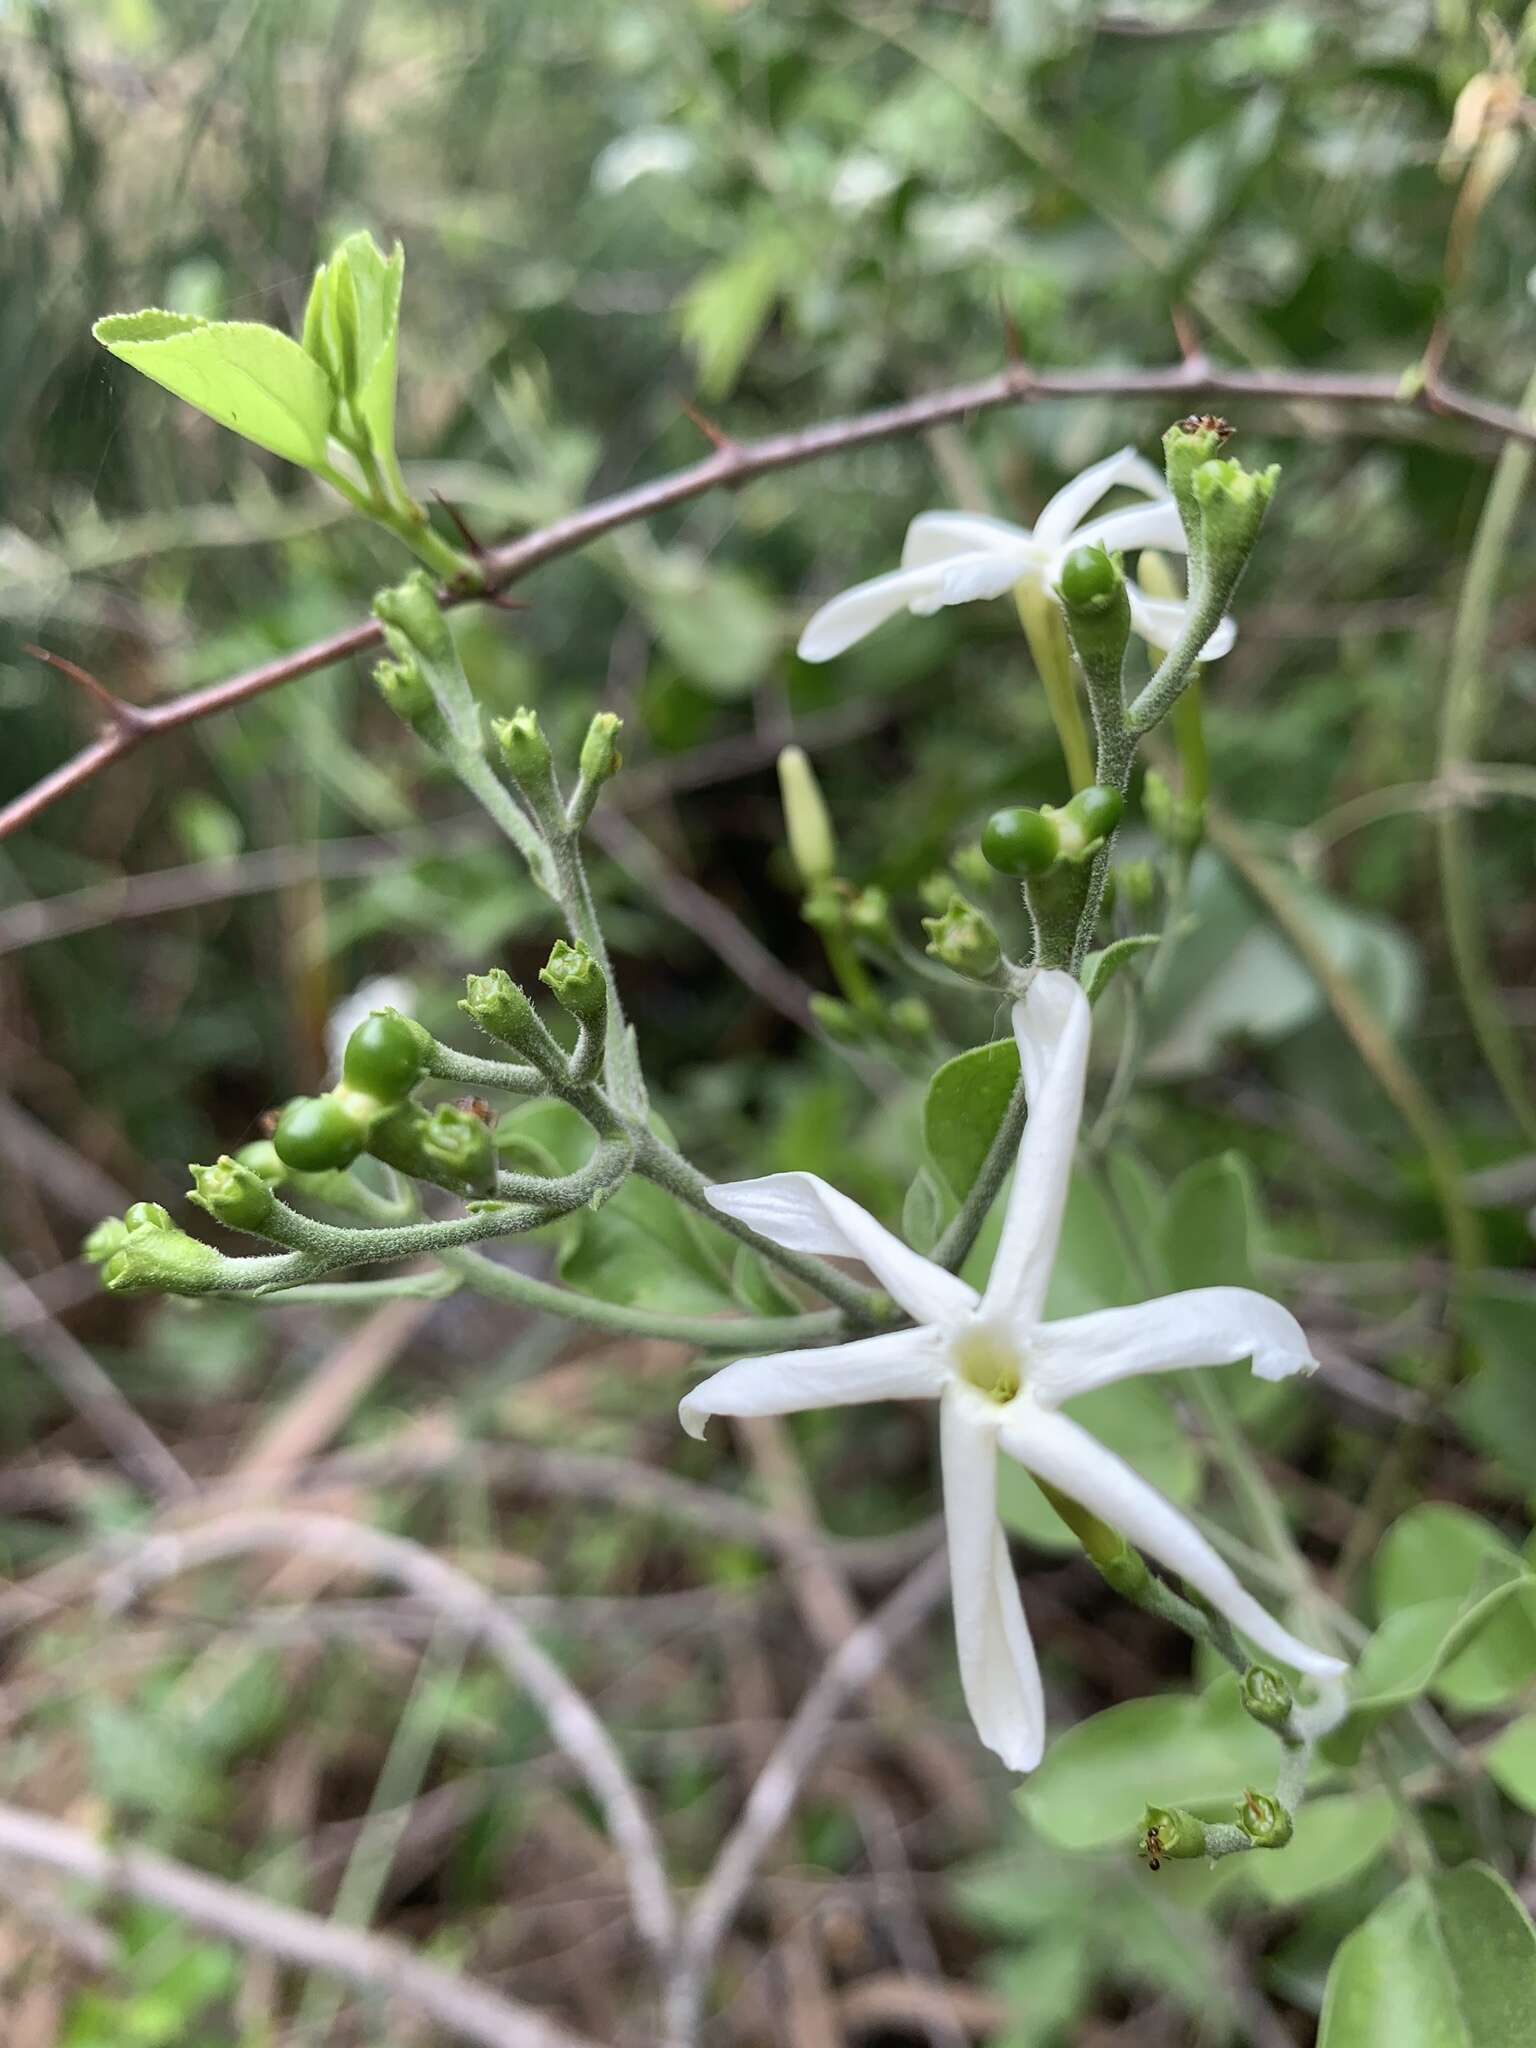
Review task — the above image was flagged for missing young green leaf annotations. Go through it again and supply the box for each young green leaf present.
[923,1038,1020,1204]
[93,312,335,469]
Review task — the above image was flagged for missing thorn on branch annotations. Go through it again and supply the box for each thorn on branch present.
[23,645,146,735]
[680,397,739,457]
[430,490,488,561]
[1171,305,1209,375]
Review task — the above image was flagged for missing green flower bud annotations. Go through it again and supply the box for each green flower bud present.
[1115,858,1158,911]
[491,707,552,785]
[1139,1805,1208,1865]
[951,842,992,891]
[1055,784,1124,858]
[539,939,606,1026]
[982,806,1060,878]
[921,894,1001,980]
[1057,542,1121,611]
[124,1202,173,1234]
[778,745,837,888]
[578,711,623,789]
[460,968,546,1058]
[83,1216,131,1265]
[375,571,456,672]
[374,656,436,734]
[887,995,933,1043]
[808,993,865,1044]
[368,1100,495,1199]
[1193,456,1279,566]
[917,870,958,913]
[847,886,893,945]
[188,1154,280,1236]
[342,1008,430,1104]
[800,881,848,935]
[1163,415,1233,546]
[1239,1665,1294,1733]
[102,1224,222,1297]
[273,1094,369,1174]
[1236,1788,1293,1849]
[1143,769,1203,850]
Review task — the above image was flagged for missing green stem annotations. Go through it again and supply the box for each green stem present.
[442,1248,848,1350]
[1016,582,1095,791]
[931,1077,1028,1274]
[629,1127,890,1328]
[1437,360,1536,1147]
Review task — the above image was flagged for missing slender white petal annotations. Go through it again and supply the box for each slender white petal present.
[1029,1287,1318,1406]
[941,1386,1045,1770]
[1033,447,1167,554]
[920,547,1036,609]
[999,1402,1347,1677]
[1126,588,1237,660]
[901,510,1034,570]
[705,1172,978,1325]
[980,971,1092,1329]
[797,564,950,661]
[1064,498,1187,561]
[680,1326,950,1440]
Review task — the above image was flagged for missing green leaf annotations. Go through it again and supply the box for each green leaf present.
[998,1378,1202,1551]
[1161,1152,1258,1292]
[923,1038,1019,1204]
[1329,1575,1536,1763]
[93,312,335,468]
[1246,1790,1396,1907]
[640,554,782,699]
[1020,1675,1279,1852]
[902,1164,954,1256]
[1082,933,1159,1005]
[1319,1865,1536,2048]
[1372,1504,1536,1710]
[1486,1714,1536,1815]
[678,230,792,397]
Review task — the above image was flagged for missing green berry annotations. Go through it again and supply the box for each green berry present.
[342,1009,429,1104]
[273,1094,368,1173]
[981,806,1060,878]
[1058,784,1124,855]
[1057,542,1120,611]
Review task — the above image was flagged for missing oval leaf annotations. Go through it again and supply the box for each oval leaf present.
[924,1038,1020,1204]
[94,312,335,468]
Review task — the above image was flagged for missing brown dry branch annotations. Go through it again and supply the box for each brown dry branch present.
[0,1799,604,2048]
[6,354,1535,842]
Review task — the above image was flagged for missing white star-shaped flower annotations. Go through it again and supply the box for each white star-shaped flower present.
[684,970,1344,1772]
[796,446,1236,666]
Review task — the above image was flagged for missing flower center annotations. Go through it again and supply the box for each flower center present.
[951,1327,1023,1405]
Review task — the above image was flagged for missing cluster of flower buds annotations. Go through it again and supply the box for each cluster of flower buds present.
[981,785,1125,880]
[1143,767,1204,852]
[83,1201,222,1296]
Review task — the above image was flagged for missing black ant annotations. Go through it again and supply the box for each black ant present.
[1141,1823,1163,1872]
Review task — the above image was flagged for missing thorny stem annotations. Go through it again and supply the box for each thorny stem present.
[12,350,1536,842]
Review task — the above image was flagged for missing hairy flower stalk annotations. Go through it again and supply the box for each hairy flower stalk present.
[681,971,1345,1771]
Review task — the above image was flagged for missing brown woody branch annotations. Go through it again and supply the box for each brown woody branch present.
[5,354,1532,842]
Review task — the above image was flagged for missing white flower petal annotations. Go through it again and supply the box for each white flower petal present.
[705,1172,978,1325]
[980,971,1092,1329]
[1126,588,1237,660]
[999,1402,1347,1677]
[916,546,1035,611]
[680,1326,949,1440]
[1065,498,1187,561]
[1029,1287,1317,1406]
[901,510,1034,570]
[797,564,948,662]
[1034,447,1167,555]
[941,1386,1045,1770]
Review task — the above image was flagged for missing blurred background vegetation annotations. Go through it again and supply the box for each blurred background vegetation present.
[4,1,1536,2042]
